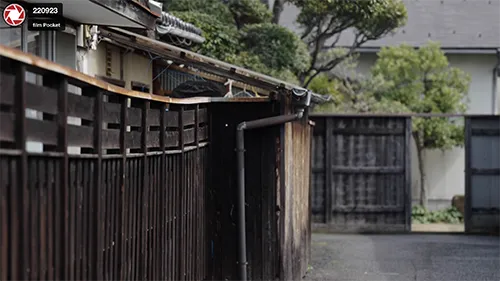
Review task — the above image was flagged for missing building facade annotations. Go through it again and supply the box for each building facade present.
[277,0,500,210]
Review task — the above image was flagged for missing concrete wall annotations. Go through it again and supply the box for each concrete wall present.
[355,52,497,210]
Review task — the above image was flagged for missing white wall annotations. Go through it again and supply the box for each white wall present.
[82,42,153,93]
[355,53,497,210]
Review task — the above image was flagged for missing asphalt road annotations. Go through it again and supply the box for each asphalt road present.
[305,233,500,281]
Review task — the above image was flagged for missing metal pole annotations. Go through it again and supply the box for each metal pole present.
[235,111,304,281]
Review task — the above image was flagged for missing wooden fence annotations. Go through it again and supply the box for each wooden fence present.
[0,55,209,280]
[310,115,412,232]
[465,115,500,233]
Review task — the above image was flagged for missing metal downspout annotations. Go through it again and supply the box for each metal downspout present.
[493,49,500,114]
[236,110,304,281]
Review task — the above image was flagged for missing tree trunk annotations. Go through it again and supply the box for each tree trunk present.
[414,133,428,209]
[272,0,285,24]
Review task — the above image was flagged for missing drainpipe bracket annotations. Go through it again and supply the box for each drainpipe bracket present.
[235,148,246,152]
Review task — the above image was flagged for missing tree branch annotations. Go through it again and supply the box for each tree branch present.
[272,0,286,24]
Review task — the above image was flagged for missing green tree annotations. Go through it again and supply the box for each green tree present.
[166,0,307,83]
[288,0,407,87]
[371,42,470,208]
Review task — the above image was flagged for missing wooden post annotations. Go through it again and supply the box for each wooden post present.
[325,118,333,224]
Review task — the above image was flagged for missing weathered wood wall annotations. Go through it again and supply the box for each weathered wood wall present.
[310,115,412,233]
[280,108,312,280]
[208,102,281,281]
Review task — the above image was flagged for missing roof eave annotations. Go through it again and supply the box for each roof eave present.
[351,46,499,55]
[100,27,330,104]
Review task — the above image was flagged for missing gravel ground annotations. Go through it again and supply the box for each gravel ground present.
[305,233,500,281]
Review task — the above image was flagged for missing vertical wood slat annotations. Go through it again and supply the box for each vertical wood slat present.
[14,64,27,280]
[404,118,412,232]
[119,95,127,280]
[2,58,215,281]
[324,118,333,224]
[159,103,166,281]
[178,106,185,281]
[195,105,200,281]
[464,117,472,233]
[94,90,103,280]
[141,101,149,281]
[54,76,69,280]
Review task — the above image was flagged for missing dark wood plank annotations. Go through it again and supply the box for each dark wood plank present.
[147,108,160,126]
[95,76,126,87]
[332,205,404,213]
[140,101,149,280]
[183,128,195,145]
[165,111,179,128]
[333,127,405,136]
[0,72,15,105]
[25,83,58,114]
[125,131,142,148]
[103,102,121,124]
[67,93,94,121]
[0,158,8,281]
[0,111,15,142]
[328,166,404,174]
[325,118,333,224]
[165,131,179,148]
[26,119,58,146]
[119,95,127,280]
[471,168,500,175]
[471,128,500,136]
[93,89,104,280]
[182,110,195,126]
[146,131,160,148]
[198,126,208,141]
[67,124,94,148]
[198,108,208,124]
[127,107,142,127]
[53,76,70,279]
[102,129,120,149]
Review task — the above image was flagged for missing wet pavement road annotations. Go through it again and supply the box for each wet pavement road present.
[306,233,500,281]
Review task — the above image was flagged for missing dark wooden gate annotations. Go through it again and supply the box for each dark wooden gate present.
[465,115,500,234]
[310,115,412,232]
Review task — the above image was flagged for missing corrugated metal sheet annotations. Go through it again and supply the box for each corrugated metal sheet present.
[310,116,412,233]
[157,68,206,92]
[465,116,500,233]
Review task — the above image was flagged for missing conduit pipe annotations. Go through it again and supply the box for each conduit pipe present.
[236,109,305,281]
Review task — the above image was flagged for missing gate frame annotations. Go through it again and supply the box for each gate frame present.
[464,115,500,234]
[310,114,413,233]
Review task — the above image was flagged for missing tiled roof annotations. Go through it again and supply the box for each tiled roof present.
[156,12,205,44]
[279,0,500,50]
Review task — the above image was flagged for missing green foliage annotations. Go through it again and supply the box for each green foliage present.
[168,0,304,84]
[371,42,470,150]
[228,0,272,28]
[225,52,301,84]
[164,0,235,25]
[289,0,407,86]
[171,11,239,60]
[292,0,407,39]
[240,23,310,73]
[307,74,340,98]
[412,205,463,224]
